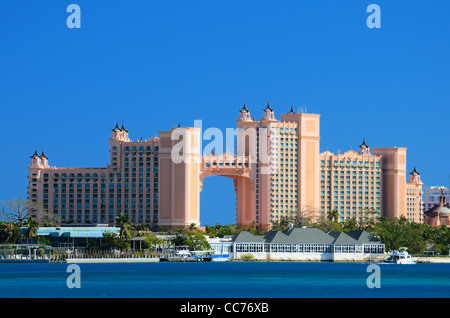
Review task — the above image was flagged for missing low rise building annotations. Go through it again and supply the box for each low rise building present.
[231,226,385,262]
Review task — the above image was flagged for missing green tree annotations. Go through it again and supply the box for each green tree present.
[1,222,17,244]
[373,217,426,254]
[327,209,339,223]
[342,218,359,232]
[271,217,291,231]
[141,233,162,250]
[25,218,39,244]
[101,231,130,250]
[115,213,133,240]
[204,223,240,238]
[173,229,211,251]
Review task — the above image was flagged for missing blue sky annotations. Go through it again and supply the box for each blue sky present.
[0,1,449,226]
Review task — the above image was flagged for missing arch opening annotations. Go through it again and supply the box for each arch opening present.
[199,176,236,227]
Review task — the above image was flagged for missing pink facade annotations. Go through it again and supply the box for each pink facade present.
[28,106,424,230]
[28,124,160,228]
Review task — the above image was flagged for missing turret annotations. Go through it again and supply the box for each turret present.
[408,166,422,185]
[111,122,130,142]
[261,102,275,121]
[40,150,49,167]
[30,150,41,166]
[359,138,370,155]
[237,103,253,122]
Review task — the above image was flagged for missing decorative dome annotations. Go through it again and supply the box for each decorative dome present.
[439,206,450,215]
[149,135,159,142]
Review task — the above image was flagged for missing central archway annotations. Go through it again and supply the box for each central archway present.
[200,152,255,229]
[199,176,236,227]
[157,127,263,231]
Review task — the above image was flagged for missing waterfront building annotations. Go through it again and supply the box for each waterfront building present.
[206,235,233,260]
[423,186,450,213]
[27,124,160,229]
[35,225,120,248]
[28,105,422,230]
[230,226,385,261]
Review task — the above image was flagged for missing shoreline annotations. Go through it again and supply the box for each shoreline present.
[2,256,450,264]
[415,257,450,263]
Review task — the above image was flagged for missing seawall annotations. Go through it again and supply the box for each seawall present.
[415,257,450,263]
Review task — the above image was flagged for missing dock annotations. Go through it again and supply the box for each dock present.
[160,256,212,262]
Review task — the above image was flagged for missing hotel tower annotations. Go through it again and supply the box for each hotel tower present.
[27,105,423,230]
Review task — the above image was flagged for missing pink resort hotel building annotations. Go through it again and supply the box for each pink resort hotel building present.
[27,105,424,231]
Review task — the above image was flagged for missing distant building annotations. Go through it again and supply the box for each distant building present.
[423,186,450,213]
[424,188,450,227]
[231,227,385,262]
[406,167,424,223]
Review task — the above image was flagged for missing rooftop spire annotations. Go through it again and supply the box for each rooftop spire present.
[40,150,48,160]
[240,102,249,113]
[264,100,272,112]
[410,165,420,175]
[121,123,128,132]
[287,106,296,114]
[360,138,368,148]
[30,149,39,159]
[112,122,120,131]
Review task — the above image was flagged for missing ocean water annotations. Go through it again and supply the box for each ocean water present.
[0,262,449,298]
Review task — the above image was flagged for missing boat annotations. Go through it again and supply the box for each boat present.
[384,247,416,264]
[175,249,192,258]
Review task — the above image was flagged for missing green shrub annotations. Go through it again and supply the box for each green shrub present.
[240,253,255,260]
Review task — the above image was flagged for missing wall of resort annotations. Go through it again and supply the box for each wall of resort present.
[27,105,424,230]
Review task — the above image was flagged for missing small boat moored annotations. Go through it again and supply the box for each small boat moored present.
[384,247,416,264]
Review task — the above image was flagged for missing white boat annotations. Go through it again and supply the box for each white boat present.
[384,247,416,264]
[175,248,192,258]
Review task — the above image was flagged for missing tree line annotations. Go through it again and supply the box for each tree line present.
[2,199,449,255]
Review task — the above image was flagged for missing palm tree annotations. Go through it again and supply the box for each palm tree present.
[328,209,339,223]
[3,223,16,244]
[25,218,39,244]
[115,213,132,240]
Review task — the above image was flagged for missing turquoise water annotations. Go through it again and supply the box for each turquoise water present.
[0,262,449,298]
